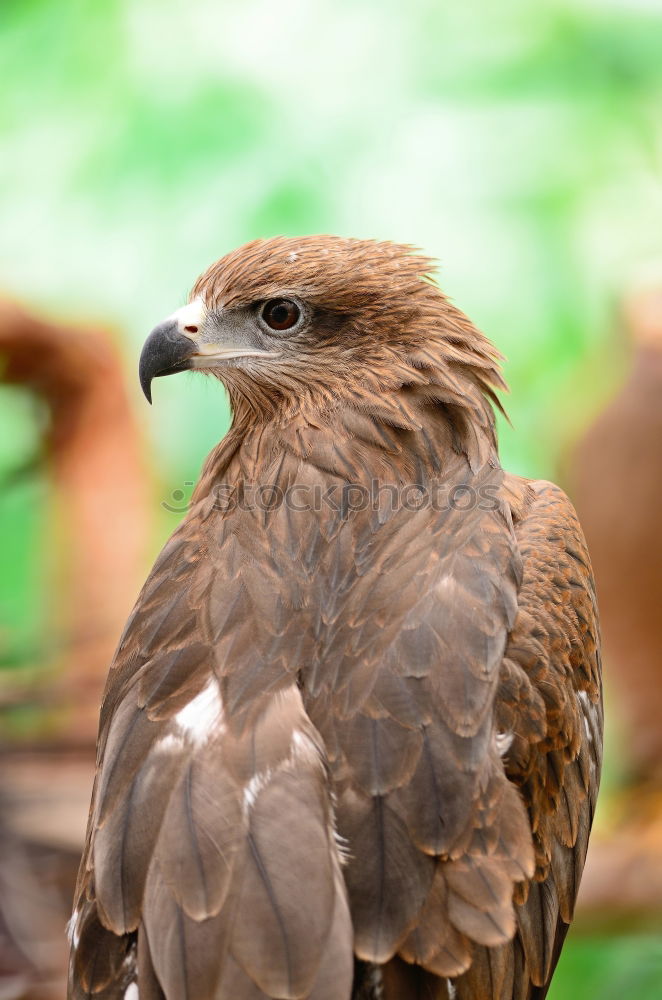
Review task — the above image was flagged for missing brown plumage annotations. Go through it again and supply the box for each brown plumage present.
[68,236,602,1000]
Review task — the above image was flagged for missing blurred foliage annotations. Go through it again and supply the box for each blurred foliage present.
[1,0,661,990]
[2,0,661,475]
[549,933,662,1000]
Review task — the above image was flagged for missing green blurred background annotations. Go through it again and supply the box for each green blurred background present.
[1,0,662,996]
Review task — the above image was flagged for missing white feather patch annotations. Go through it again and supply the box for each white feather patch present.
[241,730,322,815]
[66,908,81,947]
[154,732,187,754]
[174,679,224,746]
[243,769,273,814]
[436,573,459,595]
[290,728,322,766]
[578,690,597,744]
[496,730,513,756]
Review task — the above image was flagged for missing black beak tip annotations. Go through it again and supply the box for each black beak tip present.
[141,377,153,405]
[139,321,196,405]
[138,347,154,404]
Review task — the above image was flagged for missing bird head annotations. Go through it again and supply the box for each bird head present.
[139,235,505,437]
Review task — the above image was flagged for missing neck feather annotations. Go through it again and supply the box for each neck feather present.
[193,340,504,505]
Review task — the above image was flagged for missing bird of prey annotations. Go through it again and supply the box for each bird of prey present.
[68,236,602,1000]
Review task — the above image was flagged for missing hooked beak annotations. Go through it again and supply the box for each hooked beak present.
[138,298,277,403]
[138,321,197,404]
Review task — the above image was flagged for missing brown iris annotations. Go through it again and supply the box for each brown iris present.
[261,299,301,331]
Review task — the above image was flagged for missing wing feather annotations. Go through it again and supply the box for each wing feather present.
[70,433,600,1000]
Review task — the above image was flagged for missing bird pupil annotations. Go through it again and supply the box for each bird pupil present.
[263,298,299,330]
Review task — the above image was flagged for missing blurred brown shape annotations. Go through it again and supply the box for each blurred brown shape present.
[0,755,92,1000]
[0,300,152,998]
[0,299,151,738]
[568,271,662,922]
[576,787,662,931]
[568,276,662,783]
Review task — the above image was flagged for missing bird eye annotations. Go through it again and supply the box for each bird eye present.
[260,299,301,332]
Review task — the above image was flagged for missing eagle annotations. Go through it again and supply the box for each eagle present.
[68,236,602,1000]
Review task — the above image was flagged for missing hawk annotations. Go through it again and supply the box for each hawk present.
[68,236,602,1000]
